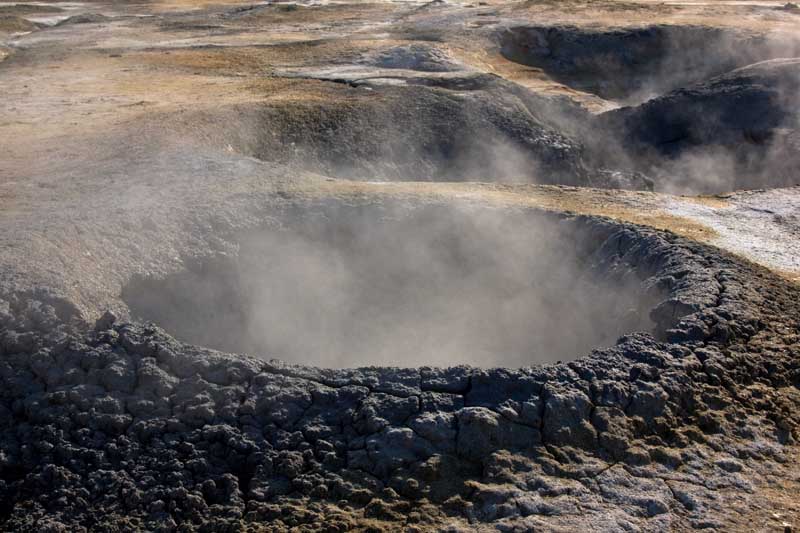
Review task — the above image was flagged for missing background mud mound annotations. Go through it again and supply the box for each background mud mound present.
[201,78,588,184]
[362,43,460,72]
[498,24,800,104]
[0,15,39,34]
[54,13,110,27]
[595,59,800,193]
[181,76,651,189]
[123,205,664,367]
[2,216,799,531]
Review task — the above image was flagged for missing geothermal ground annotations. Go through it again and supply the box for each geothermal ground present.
[1,0,800,531]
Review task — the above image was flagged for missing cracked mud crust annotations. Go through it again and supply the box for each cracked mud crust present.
[2,212,800,531]
[1,0,800,531]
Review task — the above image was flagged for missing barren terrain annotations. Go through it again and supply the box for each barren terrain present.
[1,0,799,530]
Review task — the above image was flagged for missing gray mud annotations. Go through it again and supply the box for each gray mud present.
[2,2,800,531]
[2,207,799,531]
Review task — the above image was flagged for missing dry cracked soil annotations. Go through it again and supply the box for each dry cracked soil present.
[1,0,800,531]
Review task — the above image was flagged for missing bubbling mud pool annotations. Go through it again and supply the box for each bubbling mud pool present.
[122,204,668,368]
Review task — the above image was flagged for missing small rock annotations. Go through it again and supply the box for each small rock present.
[94,310,117,332]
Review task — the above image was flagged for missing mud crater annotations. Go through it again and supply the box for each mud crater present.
[123,204,665,367]
[499,24,800,104]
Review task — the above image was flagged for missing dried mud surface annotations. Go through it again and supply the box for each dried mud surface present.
[3,207,800,531]
[1,0,799,531]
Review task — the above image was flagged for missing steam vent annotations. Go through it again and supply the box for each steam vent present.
[2,0,800,531]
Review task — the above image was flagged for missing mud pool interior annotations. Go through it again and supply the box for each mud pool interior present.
[123,205,664,368]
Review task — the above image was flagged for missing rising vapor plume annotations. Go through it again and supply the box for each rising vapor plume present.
[125,203,660,368]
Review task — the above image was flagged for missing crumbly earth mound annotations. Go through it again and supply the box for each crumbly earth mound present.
[2,215,799,531]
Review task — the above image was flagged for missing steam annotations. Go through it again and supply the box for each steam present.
[124,204,658,368]
[117,22,800,368]
[492,23,800,192]
[168,72,587,188]
[583,31,800,194]
[620,27,800,107]
[600,58,800,193]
